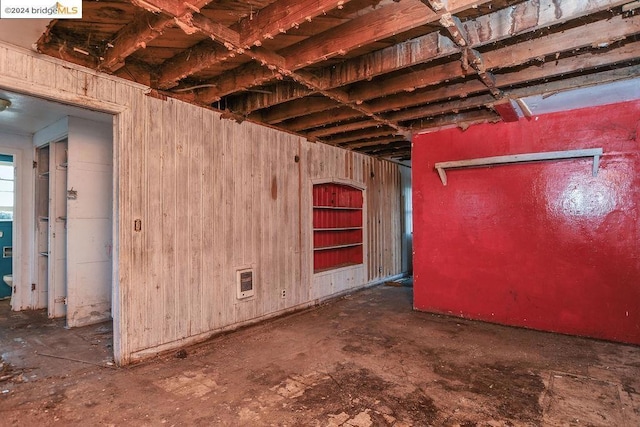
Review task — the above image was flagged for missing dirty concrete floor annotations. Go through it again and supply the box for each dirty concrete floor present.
[0,285,639,426]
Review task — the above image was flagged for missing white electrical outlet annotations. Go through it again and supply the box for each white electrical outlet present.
[280,289,286,299]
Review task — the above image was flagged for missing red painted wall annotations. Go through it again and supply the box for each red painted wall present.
[412,100,640,344]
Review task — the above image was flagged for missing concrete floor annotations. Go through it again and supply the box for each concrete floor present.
[0,284,639,426]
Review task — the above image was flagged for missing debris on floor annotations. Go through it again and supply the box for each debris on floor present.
[0,287,639,425]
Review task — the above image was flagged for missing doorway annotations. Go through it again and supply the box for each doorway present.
[0,154,13,303]
[0,90,115,331]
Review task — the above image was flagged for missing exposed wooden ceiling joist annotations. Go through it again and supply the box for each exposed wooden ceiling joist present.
[235,0,631,110]
[349,12,640,101]
[238,0,354,48]
[35,0,640,160]
[306,120,382,138]
[283,107,364,132]
[100,13,174,72]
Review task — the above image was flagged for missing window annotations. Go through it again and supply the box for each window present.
[313,183,363,272]
[0,157,14,220]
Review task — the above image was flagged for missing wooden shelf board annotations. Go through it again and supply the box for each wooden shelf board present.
[313,206,362,210]
[313,227,362,231]
[434,148,603,185]
[313,243,363,251]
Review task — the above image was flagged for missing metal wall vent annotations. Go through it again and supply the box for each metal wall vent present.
[236,268,255,299]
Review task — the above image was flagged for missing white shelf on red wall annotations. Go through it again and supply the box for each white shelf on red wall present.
[434,148,603,185]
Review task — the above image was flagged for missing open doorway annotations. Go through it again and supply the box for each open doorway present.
[0,90,115,365]
[0,155,14,304]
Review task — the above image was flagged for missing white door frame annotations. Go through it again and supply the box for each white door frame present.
[0,70,128,362]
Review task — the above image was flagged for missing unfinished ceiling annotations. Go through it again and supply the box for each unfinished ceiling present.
[36,0,640,160]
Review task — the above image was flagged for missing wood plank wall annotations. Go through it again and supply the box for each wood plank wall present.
[0,43,403,365]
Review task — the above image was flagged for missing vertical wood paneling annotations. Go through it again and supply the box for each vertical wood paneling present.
[220,117,235,326]
[299,141,311,304]
[55,65,78,95]
[129,86,147,345]
[188,105,204,335]
[4,48,30,80]
[175,101,191,338]
[31,59,58,89]
[161,99,178,344]
[201,110,215,331]
[210,112,225,330]
[0,44,403,364]
[114,86,135,360]
[146,97,164,347]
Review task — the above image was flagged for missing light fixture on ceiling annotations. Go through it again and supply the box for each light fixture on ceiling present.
[0,98,11,112]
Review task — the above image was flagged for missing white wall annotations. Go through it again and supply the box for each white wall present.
[0,130,34,310]
[66,116,113,327]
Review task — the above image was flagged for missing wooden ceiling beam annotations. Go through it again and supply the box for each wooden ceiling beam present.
[356,144,411,157]
[293,73,409,132]
[494,41,640,88]
[36,39,100,69]
[322,128,402,145]
[195,46,293,104]
[336,48,640,147]
[227,32,454,113]
[252,97,340,124]
[282,0,437,70]
[506,64,640,103]
[200,1,483,108]
[406,109,501,131]
[130,0,213,18]
[437,9,503,98]
[144,0,615,137]
[185,12,241,46]
[145,7,409,135]
[307,120,382,138]
[128,1,240,46]
[492,99,520,122]
[225,82,314,114]
[387,54,640,128]
[419,0,447,12]
[282,108,364,132]
[199,61,410,131]
[321,0,631,91]
[350,12,640,102]
[101,1,218,72]
[157,0,352,90]
[113,58,154,86]
[385,62,640,125]
[369,80,485,113]
[466,48,502,98]
[152,0,489,134]
[344,136,408,149]
[372,39,640,116]
[318,32,457,90]
[238,0,353,48]
[196,62,281,102]
[385,93,496,122]
[484,14,640,70]
[100,13,174,72]
[156,40,236,90]
[281,0,489,71]
[195,1,441,103]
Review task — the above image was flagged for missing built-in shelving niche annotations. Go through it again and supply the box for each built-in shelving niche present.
[312,183,364,273]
